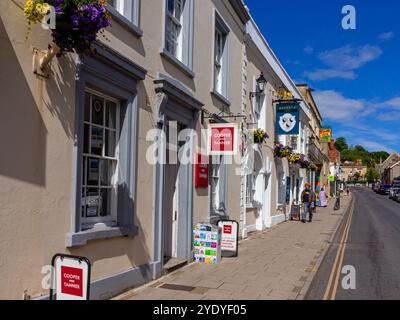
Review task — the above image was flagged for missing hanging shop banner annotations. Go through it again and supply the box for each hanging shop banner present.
[193,223,222,265]
[218,220,239,257]
[194,153,209,189]
[320,129,332,142]
[50,254,91,300]
[207,123,239,156]
[276,103,300,135]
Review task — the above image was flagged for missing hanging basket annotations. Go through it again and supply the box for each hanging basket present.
[24,0,111,57]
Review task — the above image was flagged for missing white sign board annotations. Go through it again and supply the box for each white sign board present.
[218,220,239,257]
[51,255,91,300]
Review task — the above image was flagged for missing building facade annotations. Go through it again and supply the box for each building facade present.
[0,0,326,300]
[297,84,330,200]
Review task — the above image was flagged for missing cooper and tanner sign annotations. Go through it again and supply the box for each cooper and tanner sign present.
[207,123,238,156]
[50,254,91,300]
[276,102,300,135]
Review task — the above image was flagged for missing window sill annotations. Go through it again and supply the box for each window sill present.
[210,90,231,106]
[66,225,138,248]
[160,49,195,78]
[108,6,143,38]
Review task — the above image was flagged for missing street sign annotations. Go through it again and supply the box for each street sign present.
[218,220,239,257]
[320,129,332,142]
[50,254,91,300]
[207,123,239,156]
[276,102,300,135]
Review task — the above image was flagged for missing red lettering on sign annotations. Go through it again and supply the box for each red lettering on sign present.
[61,266,83,297]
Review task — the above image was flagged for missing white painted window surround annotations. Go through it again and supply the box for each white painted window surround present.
[108,0,140,26]
[164,0,194,70]
[213,12,230,100]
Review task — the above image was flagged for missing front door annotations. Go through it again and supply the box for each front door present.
[163,122,185,264]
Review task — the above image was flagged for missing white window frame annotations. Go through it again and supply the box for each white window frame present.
[210,158,221,213]
[213,12,230,99]
[81,88,121,230]
[163,0,193,69]
[166,0,184,60]
[245,171,257,207]
[109,0,140,26]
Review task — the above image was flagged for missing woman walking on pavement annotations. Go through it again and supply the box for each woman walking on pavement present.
[301,183,315,223]
[319,187,328,207]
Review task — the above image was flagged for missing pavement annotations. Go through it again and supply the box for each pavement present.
[306,187,400,300]
[114,195,352,300]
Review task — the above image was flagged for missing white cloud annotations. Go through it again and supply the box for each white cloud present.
[304,44,382,81]
[378,97,400,110]
[377,111,400,121]
[304,69,356,81]
[313,90,364,121]
[303,46,314,55]
[319,44,382,70]
[378,32,395,41]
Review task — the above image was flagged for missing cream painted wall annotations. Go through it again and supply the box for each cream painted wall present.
[0,0,249,299]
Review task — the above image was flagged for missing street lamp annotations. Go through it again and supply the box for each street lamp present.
[250,73,268,98]
[256,72,267,93]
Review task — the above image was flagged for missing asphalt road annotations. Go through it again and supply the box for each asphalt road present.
[306,187,400,300]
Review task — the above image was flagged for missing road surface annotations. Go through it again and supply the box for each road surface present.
[306,187,400,300]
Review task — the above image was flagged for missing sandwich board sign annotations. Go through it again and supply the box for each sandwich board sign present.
[193,223,222,265]
[218,220,239,257]
[50,254,91,300]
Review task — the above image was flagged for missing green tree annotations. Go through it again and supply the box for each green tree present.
[335,137,348,152]
[366,167,380,183]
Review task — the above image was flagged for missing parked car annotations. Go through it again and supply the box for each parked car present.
[373,184,380,193]
[394,190,400,203]
[390,186,400,200]
[378,184,391,195]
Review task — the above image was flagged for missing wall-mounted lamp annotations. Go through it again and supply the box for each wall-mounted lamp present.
[250,72,267,98]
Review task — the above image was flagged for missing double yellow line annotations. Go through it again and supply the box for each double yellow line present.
[323,201,355,300]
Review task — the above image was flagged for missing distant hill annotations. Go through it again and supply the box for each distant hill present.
[334,137,390,167]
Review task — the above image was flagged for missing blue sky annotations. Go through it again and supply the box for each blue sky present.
[245,0,400,153]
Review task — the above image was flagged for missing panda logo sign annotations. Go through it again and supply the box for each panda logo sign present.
[276,103,300,135]
[279,113,297,133]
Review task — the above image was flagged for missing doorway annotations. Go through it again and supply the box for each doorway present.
[163,122,188,270]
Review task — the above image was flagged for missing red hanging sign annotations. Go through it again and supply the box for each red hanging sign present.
[194,153,209,188]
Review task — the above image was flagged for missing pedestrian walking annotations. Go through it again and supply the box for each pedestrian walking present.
[301,183,315,223]
[319,187,328,207]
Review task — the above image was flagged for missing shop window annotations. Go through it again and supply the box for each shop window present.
[81,90,120,229]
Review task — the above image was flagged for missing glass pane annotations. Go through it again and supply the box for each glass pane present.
[82,157,87,186]
[91,126,104,156]
[87,158,100,186]
[84,93,91,122]
[167,0,174,14]
[106,101,117,129]
[81,187,86,217]
[105,129,116,158]
[84,124,90,154]
[100,188,111,217]
[100,160,110,186]
[92,96,104,126]
[85,188,100,217]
